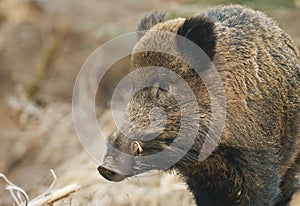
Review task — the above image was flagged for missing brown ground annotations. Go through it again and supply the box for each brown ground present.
[0,0,299,205]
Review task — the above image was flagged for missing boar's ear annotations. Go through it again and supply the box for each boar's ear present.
[177,15,216,61]
[137,11,165,39]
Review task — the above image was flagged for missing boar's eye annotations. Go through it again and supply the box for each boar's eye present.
[154,81,171,98]
[131,141,143,156]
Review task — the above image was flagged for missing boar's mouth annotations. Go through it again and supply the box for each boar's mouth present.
[97,165,129,182]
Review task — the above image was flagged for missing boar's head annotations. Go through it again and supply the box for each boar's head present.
[98,12,219,181]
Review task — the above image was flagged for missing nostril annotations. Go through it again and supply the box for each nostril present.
[97,165,106,173]
[97,165,126,182]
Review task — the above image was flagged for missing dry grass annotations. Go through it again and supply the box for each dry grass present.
[1,90,195,205]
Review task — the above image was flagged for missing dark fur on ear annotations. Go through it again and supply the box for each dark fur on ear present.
[137,11,165,39]
[177,15,216,60]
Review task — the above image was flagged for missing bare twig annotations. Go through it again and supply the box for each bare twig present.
[1,170,81,206]
[28,183,81,206]
[0,173,29,206]
[46,169,57,193]
[28,169,81,206]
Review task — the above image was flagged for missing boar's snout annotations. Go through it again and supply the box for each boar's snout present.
[97,165,126,182]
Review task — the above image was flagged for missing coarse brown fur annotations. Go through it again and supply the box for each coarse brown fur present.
[98,5,300,206]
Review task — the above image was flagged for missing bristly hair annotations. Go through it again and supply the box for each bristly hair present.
[137,11,165,39]
[177,15,216,61]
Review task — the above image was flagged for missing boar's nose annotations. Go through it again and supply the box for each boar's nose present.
[97,165,126,182]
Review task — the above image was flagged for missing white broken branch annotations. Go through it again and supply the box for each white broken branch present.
[0,173,29,205]
[0,170,81,206]
[28,183,81,206]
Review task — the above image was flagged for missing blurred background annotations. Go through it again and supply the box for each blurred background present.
[0,0,299,205]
